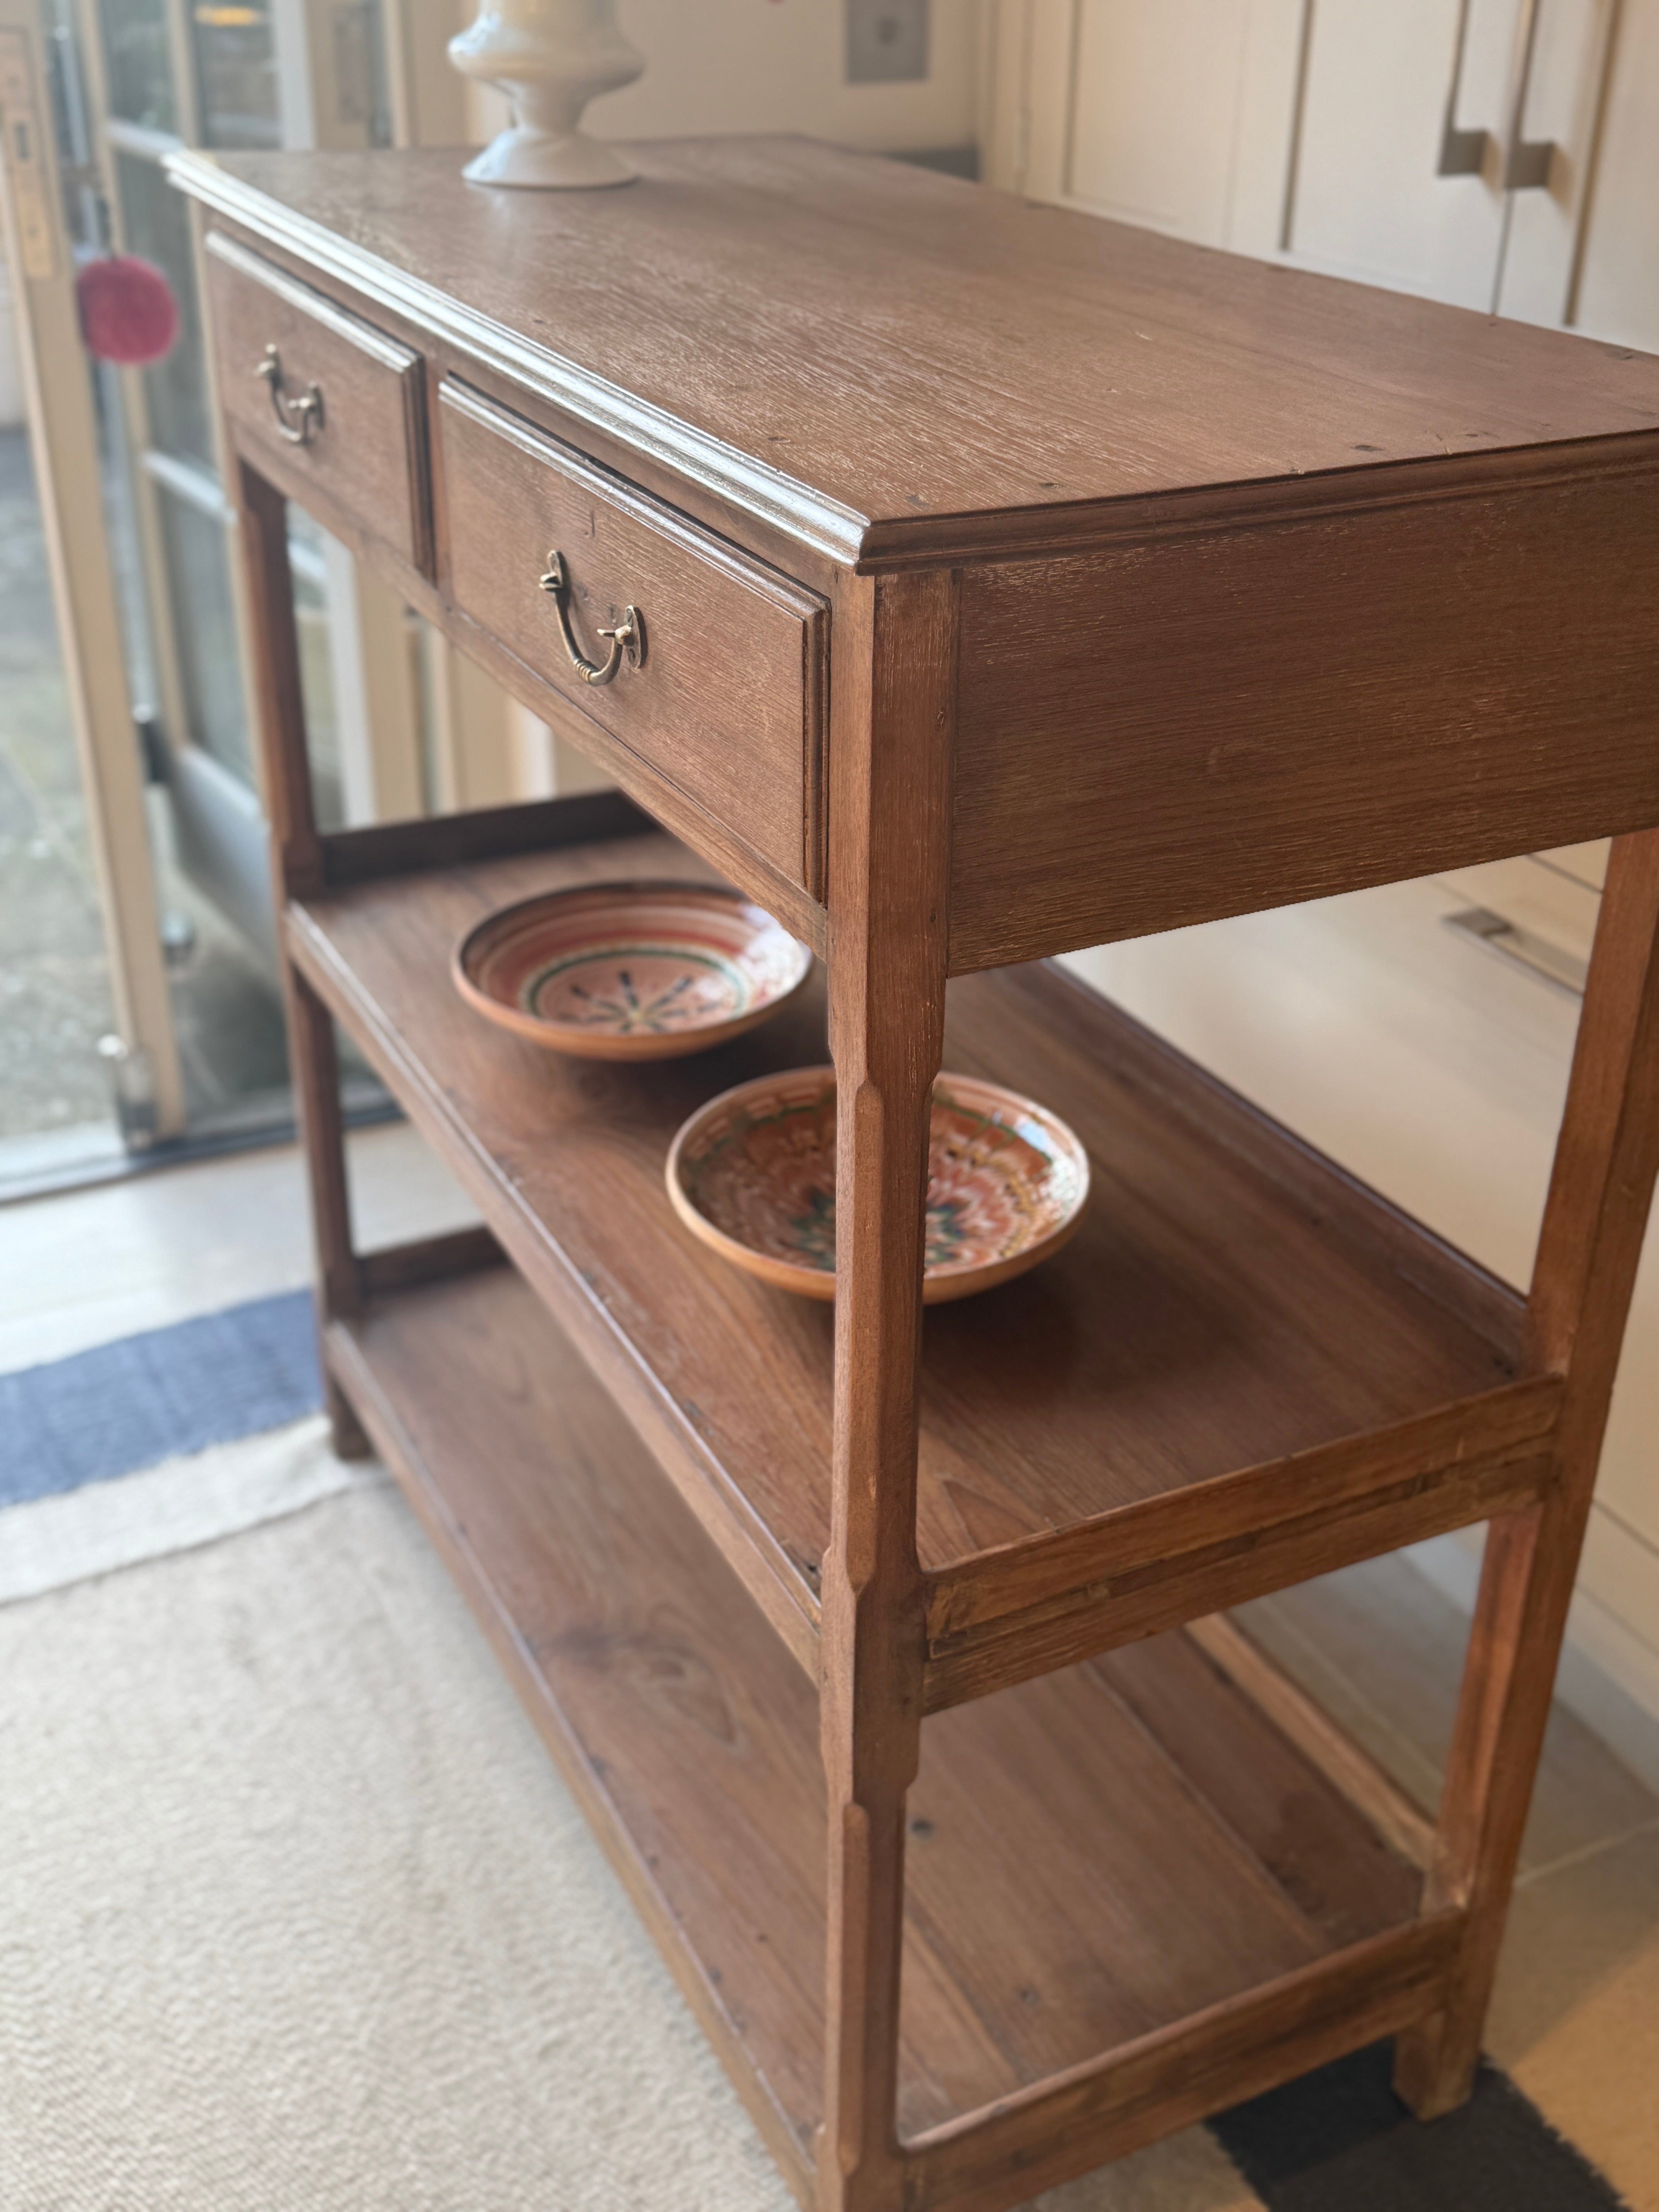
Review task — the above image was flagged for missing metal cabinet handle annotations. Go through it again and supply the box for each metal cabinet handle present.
[537,551,647,687]
[1437,0,1557,188]
[1437,0,1498,175]
[1501,0,1557,190]
[256,343,324,446]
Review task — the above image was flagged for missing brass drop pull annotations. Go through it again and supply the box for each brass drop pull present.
[538,550,646,686]
[256,343,324,446]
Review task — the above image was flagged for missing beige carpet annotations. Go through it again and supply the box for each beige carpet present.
[0,1429,1254,2212]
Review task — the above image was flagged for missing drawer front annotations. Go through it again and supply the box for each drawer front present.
[440,379,825,895]
[949,471,1659,972]
[205,231,431,575]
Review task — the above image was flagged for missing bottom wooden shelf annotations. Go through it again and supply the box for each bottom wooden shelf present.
[329,1257,1431,2205]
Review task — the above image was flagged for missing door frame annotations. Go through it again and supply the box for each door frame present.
[0,0,185,1140]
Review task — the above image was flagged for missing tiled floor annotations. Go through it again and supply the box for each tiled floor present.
[0,1118,479,1373]
[1241,1563,1659,2207]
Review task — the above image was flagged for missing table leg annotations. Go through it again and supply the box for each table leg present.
[232,457,367,1460]
[819,570,957,2210]
[1396,825,1659,2116]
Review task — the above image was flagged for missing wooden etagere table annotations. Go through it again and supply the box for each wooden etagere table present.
[176,139,1659,2212]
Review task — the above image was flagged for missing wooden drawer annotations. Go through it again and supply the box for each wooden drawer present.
[439,380,826,896]
[204,231,431,575]
[949,471,1659,971]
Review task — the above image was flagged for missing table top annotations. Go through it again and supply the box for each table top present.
[175,135,1659,566]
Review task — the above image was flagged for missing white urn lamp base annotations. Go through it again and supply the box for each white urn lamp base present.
[461,126,637,191]
[451,3,644,193]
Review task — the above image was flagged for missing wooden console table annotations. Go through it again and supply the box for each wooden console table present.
[175,138,1659,2212]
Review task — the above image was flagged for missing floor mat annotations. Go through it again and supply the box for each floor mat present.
[0,1466,1255,2212]
[1214,2041,1630,2211]
[0,1289,318,1504]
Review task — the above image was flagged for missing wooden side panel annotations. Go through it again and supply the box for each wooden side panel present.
[438,378,827,895]
[206,231,431,575]
[949,469,1659,970]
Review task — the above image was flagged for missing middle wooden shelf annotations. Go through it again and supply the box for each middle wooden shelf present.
[289,818,1557,1701]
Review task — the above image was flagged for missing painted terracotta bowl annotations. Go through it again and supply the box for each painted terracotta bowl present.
[666,1068,1090,1303]
[453,882,813,1061]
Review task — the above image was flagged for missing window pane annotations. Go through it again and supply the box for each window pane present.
[287,512,345,831]
[328,0,394,149]
[155,486,250,783]
[191,1,280,151]
[0,426,118,1147]
[97,0,175,134]
[114,150,213,469]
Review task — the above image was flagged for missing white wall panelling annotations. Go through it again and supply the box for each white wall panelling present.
[1000,0,1659,1754]
[591,0,984,152]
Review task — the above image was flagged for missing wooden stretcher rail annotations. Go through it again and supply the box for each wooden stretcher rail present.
[899,1913,1464,2212]
[319,789,655,887]
[922,1383,1561,1710]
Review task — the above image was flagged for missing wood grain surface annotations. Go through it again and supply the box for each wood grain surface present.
[950,467,1659,965]
[206,232,431,575]
[921,1420,1554,1711]
[438,378,826,894]
[817,569,955,2205]
[332,1263,1424,2167]
[176,140,1659,567]
[320,789,656,887]
[1185,1613,1438,1870]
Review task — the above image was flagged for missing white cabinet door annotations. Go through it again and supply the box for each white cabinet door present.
[1285,0,1520,304]
[990,0,1305,255]
[1554,0,1659,347]
[1490,0,1621,324]
[1003,0,1635,319]
[1063,0,1305,251]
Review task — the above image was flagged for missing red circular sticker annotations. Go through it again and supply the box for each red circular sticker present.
[76,255,179,367]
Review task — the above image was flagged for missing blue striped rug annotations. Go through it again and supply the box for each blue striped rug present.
[0,1291,320,1506]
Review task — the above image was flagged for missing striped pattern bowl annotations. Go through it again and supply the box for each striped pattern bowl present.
[666,1067,1090,1302]
[453,882,812,1061]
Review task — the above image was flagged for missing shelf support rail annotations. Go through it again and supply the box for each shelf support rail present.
[900,1912,1463,2212]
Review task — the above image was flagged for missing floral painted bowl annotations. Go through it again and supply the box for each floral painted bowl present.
[453,882,813,1061]
[666,1068,1089,1303]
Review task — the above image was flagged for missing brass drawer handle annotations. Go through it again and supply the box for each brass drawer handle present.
[538,550,647,686]
[256,343,324,446]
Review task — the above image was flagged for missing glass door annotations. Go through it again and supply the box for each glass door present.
[68,0,395,1135]
[0,0,182,1185]
[2,0,562,1181]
